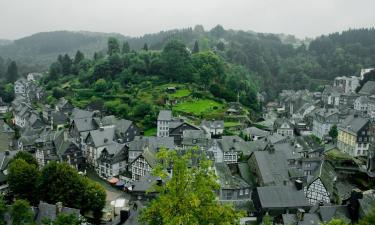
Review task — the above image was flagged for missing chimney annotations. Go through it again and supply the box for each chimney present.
[120,209,130,223]
[296,208,305,222]
[348,189,363,223]
[295,179,303,191]
[56,202,63,215]
[268,144,275,153]
[319,200,324,206]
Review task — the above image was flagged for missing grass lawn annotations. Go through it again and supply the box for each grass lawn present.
[144,127,157,136]
[325,148,353,161]
[168,89,191,98]
[224,121,242,128]
[173,99,222,116]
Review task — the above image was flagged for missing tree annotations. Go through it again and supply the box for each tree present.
[61,54,72,75]
[140,148,243,225]
[12,151,38,167]
[74,51,84,64]
[94,78,108,92]
[326,218,349,225]
[10,199,33,225]
[161,39,194,82]
[49,62,62,77]
[143,43,149,51]
[6,61,18,83]
[43,213,81,225]
[122,42,130,54]
[260,213,272,225]
[192,40,199,53]
[329,125,338,140]
[52,87,66,99]
[0,194,6,225]
[39,162,106,221]
[107,37,120,56]
[216,41,225,51]
[7,159,40,204]
[357,206,375,225]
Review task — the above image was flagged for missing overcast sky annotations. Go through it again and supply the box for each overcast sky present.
[0,0,374,40]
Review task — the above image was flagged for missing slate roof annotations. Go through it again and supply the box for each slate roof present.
[359,190,375,217]
[249,149,290,186]
[256,185,310,209]
[88,127,115,147]
[215,162,250,189]
[308,160,337,197]
[243,127,269,138]
[181,130,210,148]
[98,142,126,164]
[282,213,321,225]
[72,118,96,133]
[157,110,172,121]
[35,202,80,224]
[359,81,375,95]
[0,150,19,183]
[101,116,135,136]
[129,136,175,152]
[310,205,350,223]
[71,108,94,119]
[237,162,256,187]
[339,114,369,135]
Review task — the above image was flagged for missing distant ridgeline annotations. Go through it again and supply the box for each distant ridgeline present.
[1,26,375,100]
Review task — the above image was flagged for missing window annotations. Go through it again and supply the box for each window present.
[306,163,311,168]
[245,189,249,195]
[239,189,243,196]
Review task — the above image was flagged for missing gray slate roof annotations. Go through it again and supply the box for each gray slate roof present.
[157,110,172,121]
[256,185,310,208]
[339,115,369,135]
[359,81,375,95]
[35,202,80,224]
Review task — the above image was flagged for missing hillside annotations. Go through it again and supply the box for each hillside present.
[0,31,128,68]
[1,26,375,100]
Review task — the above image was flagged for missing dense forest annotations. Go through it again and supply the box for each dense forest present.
[1,26,375,103]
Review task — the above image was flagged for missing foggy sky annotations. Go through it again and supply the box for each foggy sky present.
[0,0,374,40]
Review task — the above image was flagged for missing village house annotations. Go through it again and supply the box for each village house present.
[0,120,14,151]
[101,115,140,143]
[85,126,115,166]
[130,148,156,181]
[128,136,174,163]
[252,184,310,218]
[200,120,224,137]
[312,108,339,139]
[337,115,370,157]
[214,162,252,203]
[97,142,127,178]
[243,127,269,141]
[0,150,20,194]
[322,85,344,107]
[354,96,369,113]
[248,146,290,186]
[169,120,200,146]
[157,110,172,137]
[333,76,360,93]
[55,97,74,115]
[14,78,27,95]
[274,118,294,137]
[181,129,210,151]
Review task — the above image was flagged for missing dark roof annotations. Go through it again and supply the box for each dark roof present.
[282,213,321,225]
[215,162,250,189]
[339,115,369,135]
[308,160,336,196]
[250,150,289,186]
[72,118,96,133]
[129,136,175,152]
[256,185,310,209]
[243,127,269,137]
[71,108,94,119]
[88,127,115,147]
[359,81,375,95]
[157,110,172,121]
